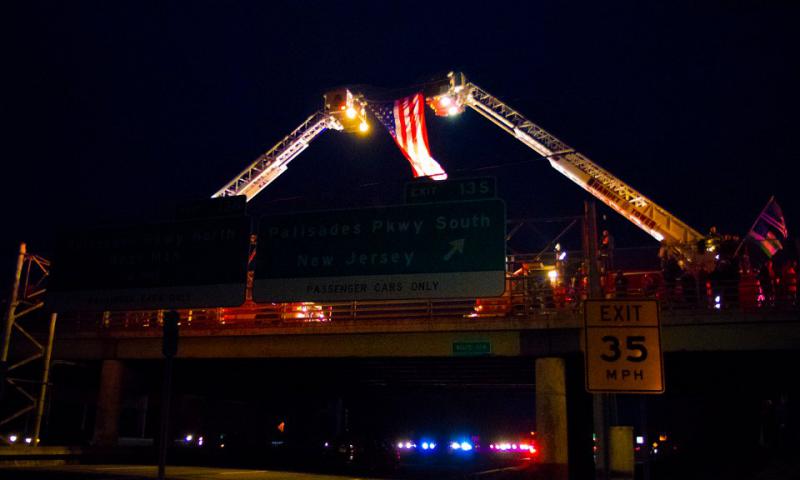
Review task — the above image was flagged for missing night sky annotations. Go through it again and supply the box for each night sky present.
[4,1,799,273]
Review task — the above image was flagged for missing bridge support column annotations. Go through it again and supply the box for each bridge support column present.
[609,426,634,479]
[93,359,124,447]
[134,395,149,438]
[536,357,568,480]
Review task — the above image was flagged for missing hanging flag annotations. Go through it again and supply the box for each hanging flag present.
[747,197,788,257]
[369,93,447,180]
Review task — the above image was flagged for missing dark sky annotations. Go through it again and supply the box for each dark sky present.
[3,1,799,272]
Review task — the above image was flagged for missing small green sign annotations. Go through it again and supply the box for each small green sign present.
[452,341,492,356]
[405,177,496,204]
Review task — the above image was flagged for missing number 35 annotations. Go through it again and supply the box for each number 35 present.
[600,335,648,362]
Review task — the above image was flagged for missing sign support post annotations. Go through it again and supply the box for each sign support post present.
[157,310,179,480]
[584,201,611,480]
[31,312,57,446]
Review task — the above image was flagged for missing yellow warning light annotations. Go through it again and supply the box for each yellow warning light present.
[659,434,667,442]
[345,107,358,119]
[358,121,369,133]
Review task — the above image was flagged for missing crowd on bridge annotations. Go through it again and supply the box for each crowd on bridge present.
[595,230,798,310]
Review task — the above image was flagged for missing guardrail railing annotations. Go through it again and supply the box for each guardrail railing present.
[56,274,796,336]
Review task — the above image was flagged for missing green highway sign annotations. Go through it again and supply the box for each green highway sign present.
[405,177,496,204]
[253,199,506,302]
[47,216,251,311]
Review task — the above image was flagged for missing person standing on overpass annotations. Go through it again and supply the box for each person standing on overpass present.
[599,230,614,273]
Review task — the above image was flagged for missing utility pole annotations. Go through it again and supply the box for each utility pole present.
[584,202,601,300]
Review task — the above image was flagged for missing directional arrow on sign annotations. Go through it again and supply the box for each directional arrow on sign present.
[443,239,465,261]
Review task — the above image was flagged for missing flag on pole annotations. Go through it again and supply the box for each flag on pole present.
[369,93,447,180]
[747,197,788,257]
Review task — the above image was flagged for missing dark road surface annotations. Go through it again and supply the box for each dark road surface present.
[2,464,388,480]
[0,464,533,480]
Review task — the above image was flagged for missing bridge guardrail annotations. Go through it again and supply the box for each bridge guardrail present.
[54,274,796,336]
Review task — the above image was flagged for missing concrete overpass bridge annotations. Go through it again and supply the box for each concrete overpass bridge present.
[55,295,800,361]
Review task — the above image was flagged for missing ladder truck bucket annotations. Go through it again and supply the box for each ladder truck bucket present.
[324,88,369,133]
[425,72,468,117]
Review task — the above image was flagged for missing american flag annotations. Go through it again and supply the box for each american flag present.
[747,196,788,257]
[369,93,447,180]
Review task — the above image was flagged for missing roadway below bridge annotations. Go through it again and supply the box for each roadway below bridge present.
[0,464,393,480]
[1,458,538,480]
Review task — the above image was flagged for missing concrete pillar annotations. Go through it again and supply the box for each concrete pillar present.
[93,359,124,446]
[609,426,634,480]
[135,394,149,438]
[536,357,568,480]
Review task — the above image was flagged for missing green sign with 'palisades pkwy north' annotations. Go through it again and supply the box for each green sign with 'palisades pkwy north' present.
[47,215,251,312]
[253,199,506,302]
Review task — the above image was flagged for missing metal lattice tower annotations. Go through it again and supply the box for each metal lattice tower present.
[1,243,56,446]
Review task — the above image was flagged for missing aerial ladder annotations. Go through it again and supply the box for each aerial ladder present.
[212,89,370,201]
[424,72,707,264]
[211,89,375,308]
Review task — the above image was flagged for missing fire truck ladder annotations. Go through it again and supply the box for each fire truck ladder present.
[432,73,704,259]
[212,111,343,201]
[465,83,703,247]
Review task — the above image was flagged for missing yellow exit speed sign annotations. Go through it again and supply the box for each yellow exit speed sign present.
[584,299,664,394]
